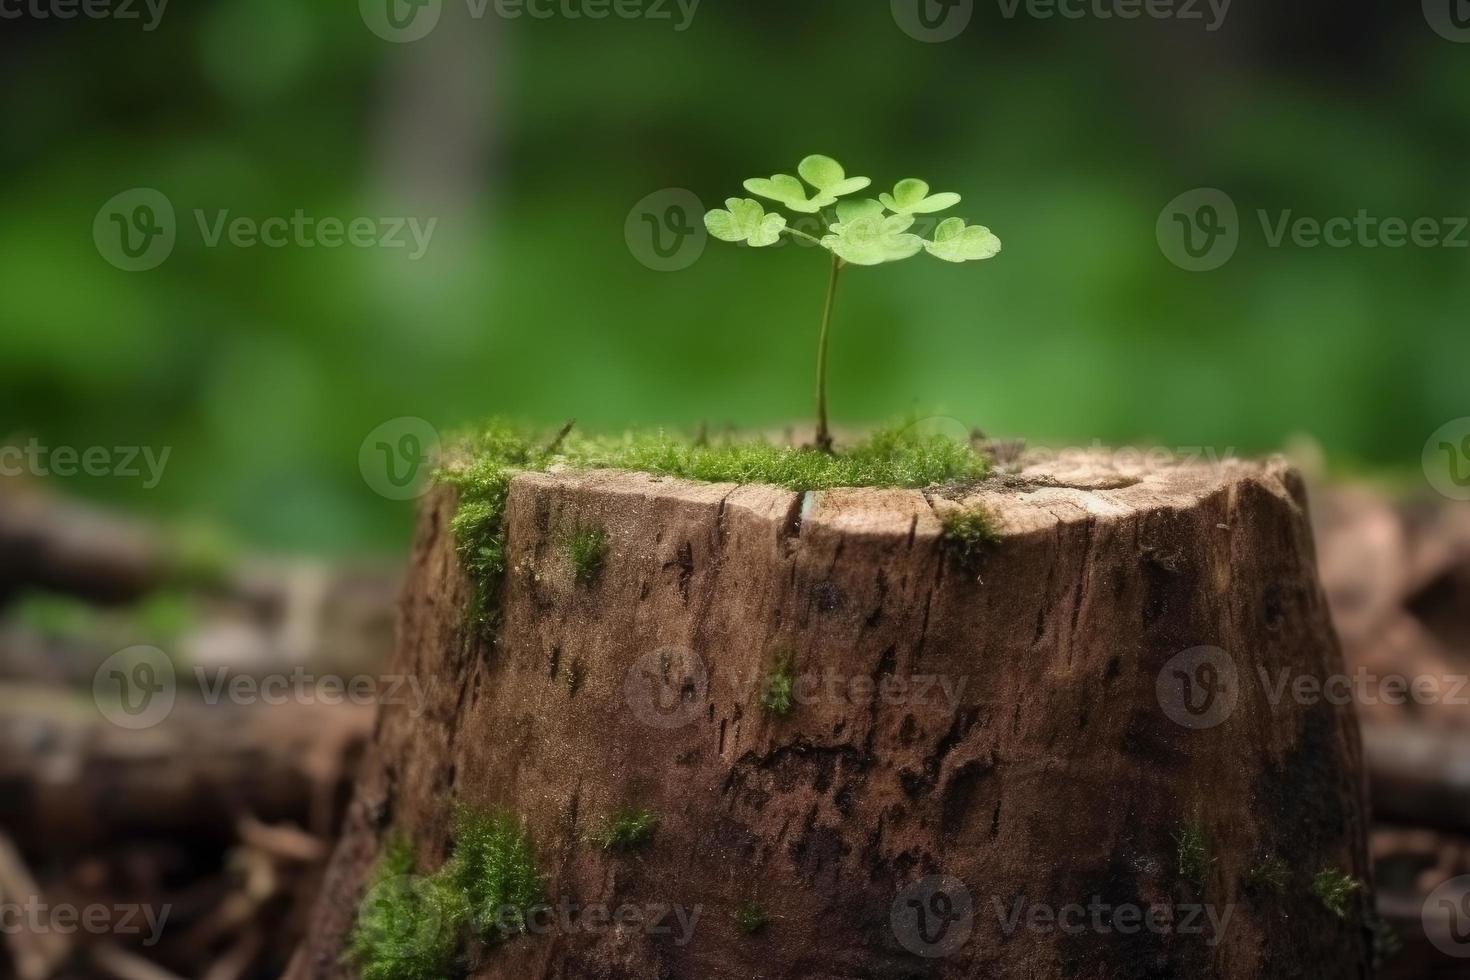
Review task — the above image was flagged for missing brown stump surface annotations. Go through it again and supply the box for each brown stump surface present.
[291,453,1373,979]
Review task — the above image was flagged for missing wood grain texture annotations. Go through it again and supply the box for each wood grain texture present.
[290,454,1373,979]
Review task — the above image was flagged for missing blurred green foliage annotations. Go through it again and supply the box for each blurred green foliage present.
[1,2,1464,554]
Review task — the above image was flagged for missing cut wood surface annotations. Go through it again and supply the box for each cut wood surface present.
[291,453,1373,979]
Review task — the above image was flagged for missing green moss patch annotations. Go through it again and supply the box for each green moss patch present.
[1310,868,1363,919]
[734,901,769,936]
[939,504,1001,567]
[1173,821,1213,888]
[439,420,991,636]
[1246,854,1290,894]
[447,807,545,939]
[348,809,543,977]
[562,526,609,584]
[589,806,658,852]
[347,836,468,980]
[761,654,795,716]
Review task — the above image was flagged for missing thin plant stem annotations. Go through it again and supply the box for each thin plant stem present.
[780,226,823,247]
[814,253,843,453]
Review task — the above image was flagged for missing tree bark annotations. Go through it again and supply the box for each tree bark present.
[290,454,1374,979]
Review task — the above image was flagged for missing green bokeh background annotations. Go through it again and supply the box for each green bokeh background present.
[2,0,1465,554]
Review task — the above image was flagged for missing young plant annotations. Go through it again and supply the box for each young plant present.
[705,155,1001,452]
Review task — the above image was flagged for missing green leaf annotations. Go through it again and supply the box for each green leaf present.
[705,198,787,247]
[879,178,962,215]
[924,217,1001,263]
[821,213,924,266]
[797,155,872,200]
[743,156,872,213]
[835,198,884,223]
[743,173,828,214]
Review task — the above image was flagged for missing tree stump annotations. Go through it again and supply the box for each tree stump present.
[289,453,1374,979]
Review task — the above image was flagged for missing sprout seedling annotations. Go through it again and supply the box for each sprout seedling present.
[705,155,1001,451]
